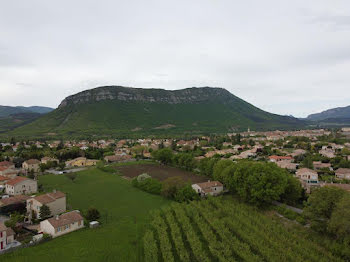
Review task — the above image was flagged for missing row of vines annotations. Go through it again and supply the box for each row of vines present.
[143,196,344,262]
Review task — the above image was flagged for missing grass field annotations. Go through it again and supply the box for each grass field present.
[1,168,170,262]
[116,163,209,183]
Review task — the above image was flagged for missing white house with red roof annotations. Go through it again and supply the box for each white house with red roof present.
[5,177,37,195]
[192,181,223,197]
[268,155,293,162]
[27,191,66,219]
[40,210,84,238]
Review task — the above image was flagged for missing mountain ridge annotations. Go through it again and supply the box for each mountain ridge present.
[5,86,306,138]
[59,86,240,108]
[0,105,54,117]
[307,105,350,121]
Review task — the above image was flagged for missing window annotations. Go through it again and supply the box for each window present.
[57,227,61,232]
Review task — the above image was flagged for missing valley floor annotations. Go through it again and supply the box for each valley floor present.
[1,168,170,262]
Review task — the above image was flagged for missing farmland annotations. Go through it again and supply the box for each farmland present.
[1,168,170,262]
[116,163,209,183]
[144,196,343,262]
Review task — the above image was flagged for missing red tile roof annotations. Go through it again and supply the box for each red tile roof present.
[0,175,9,181]
[0,195,30,206]
[6,176,30,186]
[196,181,223,189]
[33,191,65,204]
[24,159,40,165]
[47,211,83,228]
[269,155,293,161]
[0,161,13,167]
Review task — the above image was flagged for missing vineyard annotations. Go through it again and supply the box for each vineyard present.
[143,197,343,262]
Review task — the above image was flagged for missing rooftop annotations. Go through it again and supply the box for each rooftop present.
[47,211,83,228]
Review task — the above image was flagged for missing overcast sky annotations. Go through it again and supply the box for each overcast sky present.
[1,0,350,117]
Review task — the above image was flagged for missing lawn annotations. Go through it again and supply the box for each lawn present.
[2,168,171,262]
[116,163,209,183]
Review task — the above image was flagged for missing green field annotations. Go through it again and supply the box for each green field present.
[2,168,170,262]
[144,196,344,262]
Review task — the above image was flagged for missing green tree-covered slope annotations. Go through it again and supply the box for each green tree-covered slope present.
[7,86,305,138]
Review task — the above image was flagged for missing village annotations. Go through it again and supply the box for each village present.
[0,127,350,254]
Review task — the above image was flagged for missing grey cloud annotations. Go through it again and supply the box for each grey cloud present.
[0,0,350,117]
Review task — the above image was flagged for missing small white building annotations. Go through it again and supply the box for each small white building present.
[40,210,84,238]
[296,168,319,193]
[192,181,223,197]
[5,177,37,196]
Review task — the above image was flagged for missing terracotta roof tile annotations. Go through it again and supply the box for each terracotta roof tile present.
[47,211,83,228]
[0,195,30,206]
[0,161,13,167]
[6,176,31,186]
[25,159,40,164]
[33,191,65,204]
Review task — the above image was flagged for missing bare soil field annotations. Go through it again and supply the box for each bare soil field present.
[116,163,209,183]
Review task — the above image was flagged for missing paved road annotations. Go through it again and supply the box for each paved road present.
[272,201,303,214]
[46,167,87,175]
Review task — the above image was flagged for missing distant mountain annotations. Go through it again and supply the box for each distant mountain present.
[0,105,54,117]
[7,86,305,138]
[307,105,350,121]
[0,106,54,133]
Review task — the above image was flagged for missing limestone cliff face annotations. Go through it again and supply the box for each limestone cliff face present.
[58,86,234,108]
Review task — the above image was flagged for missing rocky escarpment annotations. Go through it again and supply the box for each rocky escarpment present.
[58,86,235,108]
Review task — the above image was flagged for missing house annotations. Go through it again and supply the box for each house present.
[0,222,15,252]
[335,168,350,180]
[0,161,15,169]
[0,175,10,186]
[41,157,59,165]
[65,157,98,168]
[313,161,332,170]
[5,177,37,196]
[319,149,335,158]
[296,168,319,193]
[0,166,19,178]
[268,155,293,162]
[296,168,319,183]
[40,210,84,238]
[291,149,306,157]
[27,191,66,219]
[192,181,223,197]
[104,154,132,163]
[276,161,297,171]
[0,161,18,177]
[22,159,41,173]
[0,195,30,213]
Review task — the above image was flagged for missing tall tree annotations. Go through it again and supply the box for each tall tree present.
[40,204,51,219]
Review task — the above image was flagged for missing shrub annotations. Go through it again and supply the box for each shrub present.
[85,207,101,221]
